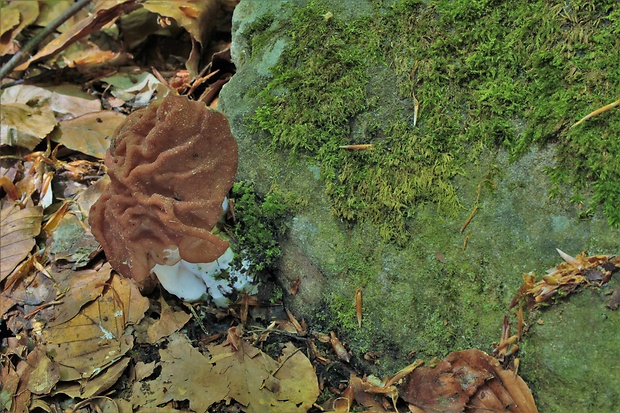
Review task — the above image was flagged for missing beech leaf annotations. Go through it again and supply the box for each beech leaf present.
[56,111,125,159]
[130,332,319,413]
[43,273,148,381]
[0,203,43,282]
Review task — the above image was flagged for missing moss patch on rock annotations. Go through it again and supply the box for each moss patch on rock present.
[230,181,293,273]
[251,0,620,242]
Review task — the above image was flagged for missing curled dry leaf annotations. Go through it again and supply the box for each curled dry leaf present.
[401,349,538,413]
[330,331,351,363]
[355,288,362,328]
[510,250,619,309]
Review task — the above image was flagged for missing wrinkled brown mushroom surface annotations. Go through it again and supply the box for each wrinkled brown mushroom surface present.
[89,94,237,288]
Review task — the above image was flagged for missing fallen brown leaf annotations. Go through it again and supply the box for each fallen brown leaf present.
[22,346,61,395]
[46,264,113,326]
[0,203,43,282]
[15,1,140,71]
[400,349,538,413]
[43,272,148,381]
[130,332,319,413]
[56,110,126,159]
[146,295,192,344]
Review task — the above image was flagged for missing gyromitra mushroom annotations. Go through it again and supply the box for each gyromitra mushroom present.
[89,94,238,297]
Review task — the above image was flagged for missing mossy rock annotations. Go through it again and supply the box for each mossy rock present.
[220,0,620,409]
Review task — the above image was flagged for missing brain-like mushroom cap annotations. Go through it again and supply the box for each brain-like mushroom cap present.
[89,94,238,288]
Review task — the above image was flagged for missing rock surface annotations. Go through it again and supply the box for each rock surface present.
[220,0,620,410]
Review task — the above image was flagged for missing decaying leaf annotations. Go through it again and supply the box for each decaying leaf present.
[131,332,319,413]
[510,250,619,309]
[0,203,43,282]
[55,110,126,159]
[43,273,148,381]
[146,295,191,344]
[22,347,61,395]
[46,264,113,326]
[401,349,538,413]
[45,212,100,269]
[15,1,140,71]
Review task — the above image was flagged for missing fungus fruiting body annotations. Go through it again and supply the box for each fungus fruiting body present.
[89,94,243,303]
[152,247,257,306]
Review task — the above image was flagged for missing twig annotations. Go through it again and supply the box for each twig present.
[411,61,420,126]
[460,179,497,233]
[339,144,374,151]
[0,0,92,79]
[571,97,620,128]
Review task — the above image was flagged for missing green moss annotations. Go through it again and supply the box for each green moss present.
[230,181,291,272]
[251,0,620,242]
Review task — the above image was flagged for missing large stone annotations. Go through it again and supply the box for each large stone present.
[220,0,620,410]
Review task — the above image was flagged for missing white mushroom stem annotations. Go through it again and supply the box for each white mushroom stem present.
[152,260,207,301]
[151,247,255,307]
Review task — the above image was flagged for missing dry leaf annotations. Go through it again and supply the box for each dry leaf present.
[143,0,219,46]
[15,1,140,71]
[0,102,56,149]
[400,349,538,413]
[0,203,43,282]
[510,251,619,309]
[47,264,113,326]
[0,363,21,412]
[22,346,61,395]
[146,295,191,344]
[46,84,102,118]
[51,357,130,399]
[101,72,165,107]
[0,1,38,56]
[43,273,148,381]
[55,110,125,159]
[35,0,80,31]
[45,212,100,269]
[131,333,319,413]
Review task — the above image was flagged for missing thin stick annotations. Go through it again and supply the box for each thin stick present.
[460,206,478,233]
[411,61,420,127]
[571,97,620,128]
[0,0,92,79]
